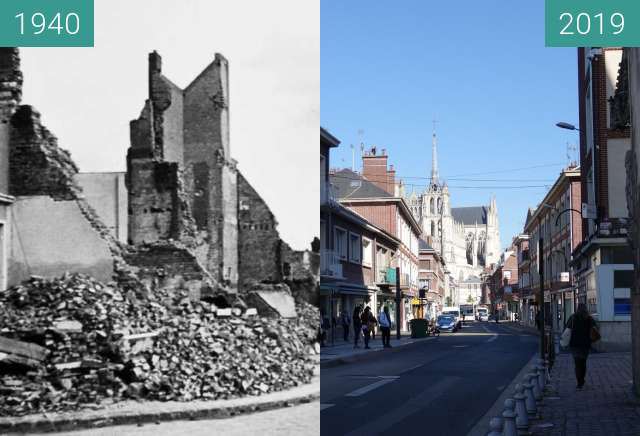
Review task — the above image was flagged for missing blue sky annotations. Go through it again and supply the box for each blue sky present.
[321,0,579,250]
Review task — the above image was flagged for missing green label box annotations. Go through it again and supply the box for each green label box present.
[546,0,640,47]
[0,0,94,47]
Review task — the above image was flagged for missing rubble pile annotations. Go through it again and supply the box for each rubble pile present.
[0,274,316,417]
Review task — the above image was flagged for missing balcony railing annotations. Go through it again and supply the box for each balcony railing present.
[320,249,343,279]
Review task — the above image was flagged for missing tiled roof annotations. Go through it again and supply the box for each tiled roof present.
[330,168,393,200]
[452,206,488,225]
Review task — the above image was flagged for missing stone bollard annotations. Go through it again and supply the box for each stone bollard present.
[529,370,542,401]
[537,363,546,390]
[522,377,537,417]
[502,398,518,436]
[487,417,503,436]
[513,383,529,432]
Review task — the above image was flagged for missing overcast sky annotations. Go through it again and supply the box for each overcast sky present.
[20,0,318,250]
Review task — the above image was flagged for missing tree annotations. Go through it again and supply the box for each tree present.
[467,294,474,304]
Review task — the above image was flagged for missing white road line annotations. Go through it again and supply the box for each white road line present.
[320,403,335,411]
[345,377,399,397]
[482,325,491,333]
[486,334,498,343]
[401,364,424,373]
[452,345,468,348]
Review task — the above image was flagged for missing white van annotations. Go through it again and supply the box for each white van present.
[477,306,489,321]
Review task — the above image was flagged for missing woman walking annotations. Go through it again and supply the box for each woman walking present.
[352,306,362,348]
[361,306,374,349]
[566,303,599,389]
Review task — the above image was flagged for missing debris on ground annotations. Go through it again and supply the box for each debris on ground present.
[0,273,318,417]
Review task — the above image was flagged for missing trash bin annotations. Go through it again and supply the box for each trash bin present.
[410,319,428,338]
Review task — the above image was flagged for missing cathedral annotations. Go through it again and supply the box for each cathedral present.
[404,131,501,287]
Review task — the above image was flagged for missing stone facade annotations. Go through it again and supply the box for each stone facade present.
[404,132,501,288]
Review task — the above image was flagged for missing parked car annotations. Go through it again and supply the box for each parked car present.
[478,312,489,322]
[436,315,457,333]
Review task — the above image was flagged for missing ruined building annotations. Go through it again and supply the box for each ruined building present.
[0,48,306,301]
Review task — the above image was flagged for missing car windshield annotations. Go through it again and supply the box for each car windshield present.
[438,316,453,322]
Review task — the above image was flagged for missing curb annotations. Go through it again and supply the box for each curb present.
[466,353,538,436]
[320,336,435,369]
[0,377,320,434]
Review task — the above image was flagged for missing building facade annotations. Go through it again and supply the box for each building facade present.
[573,47,633,351]
[331,152,422,332]
[418,239,446,320]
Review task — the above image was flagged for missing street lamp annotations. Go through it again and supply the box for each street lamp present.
[555,121,583,132]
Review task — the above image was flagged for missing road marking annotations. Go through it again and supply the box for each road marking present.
[345,377,399,397]
[345,376,459,436]
[482,325,491,333]
[401,363,424,373]
[452,345,468,348]
[486,334,498,343]
[320,403,334,411]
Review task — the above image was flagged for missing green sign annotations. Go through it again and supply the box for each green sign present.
[386,268,396,283]
[545,0,640,47]
[0,0,94,47]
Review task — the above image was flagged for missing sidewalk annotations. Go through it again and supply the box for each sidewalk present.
[530,351,640,436]
[0,375,320,434]
[320,331,433,367]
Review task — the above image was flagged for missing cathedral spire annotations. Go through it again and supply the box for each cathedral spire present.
[431,119,439,185]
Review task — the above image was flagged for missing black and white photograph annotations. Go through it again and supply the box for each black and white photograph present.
[0,1,319,434]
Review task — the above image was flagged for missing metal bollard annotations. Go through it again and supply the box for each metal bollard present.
[522,377,537,417]
[502,398,517,436]
[529,370,542,401]
[513,383,529,431]
[487,417,503,436]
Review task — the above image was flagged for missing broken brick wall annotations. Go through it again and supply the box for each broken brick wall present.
[9,106,81,200]
[237,172,282,290]
[182,53,237,287]
[0,48,22,194]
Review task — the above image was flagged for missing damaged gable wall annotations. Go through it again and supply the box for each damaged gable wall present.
[0,49,116,286]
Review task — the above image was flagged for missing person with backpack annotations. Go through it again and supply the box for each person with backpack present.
[565,303,599,390]
[361,306,375,349]
[352,306,362,348]
[378,305,392,348]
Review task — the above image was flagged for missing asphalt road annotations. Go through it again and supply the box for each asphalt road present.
[320,321,538,436]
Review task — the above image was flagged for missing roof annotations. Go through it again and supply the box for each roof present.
[461,275,482,283]
[330,168,393,200]
[320,127,340,148]
[452,206,488,225]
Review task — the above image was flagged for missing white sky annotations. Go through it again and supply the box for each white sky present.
[20,0,319,250]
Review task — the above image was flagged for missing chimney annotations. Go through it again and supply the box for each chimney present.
[362,147,394,195]
[387,164,396,196]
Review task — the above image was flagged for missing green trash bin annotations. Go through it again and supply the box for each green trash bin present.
[410,318,428,338]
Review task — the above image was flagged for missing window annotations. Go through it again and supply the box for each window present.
[335,227,347,260]
[349,232,361,263]
[614,270,634,288]
[362,237,372,267]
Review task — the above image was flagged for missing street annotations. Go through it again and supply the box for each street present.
[320,321,537,436]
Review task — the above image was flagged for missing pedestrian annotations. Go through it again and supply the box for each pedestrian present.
[566,303,599,390]
[352,306,362,348]
[368,310,378,340]
[535,309,542,330]
[361,306,373,349]
[319,310,327,347]
[341,310,350,342]
[378,305,392,348]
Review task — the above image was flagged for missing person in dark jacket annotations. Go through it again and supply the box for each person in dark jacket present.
[340,310,350,342]
[566,303,598,389]
[352,306,362,348]
[361,306,374,349]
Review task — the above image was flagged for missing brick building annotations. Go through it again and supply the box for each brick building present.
[320,128,402,339]
[514,233,532,326]
[521,167,582,336]
[573,47,633,350]
[331,152,422,332]
[489,247,518,320]
[418,239,446,319]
